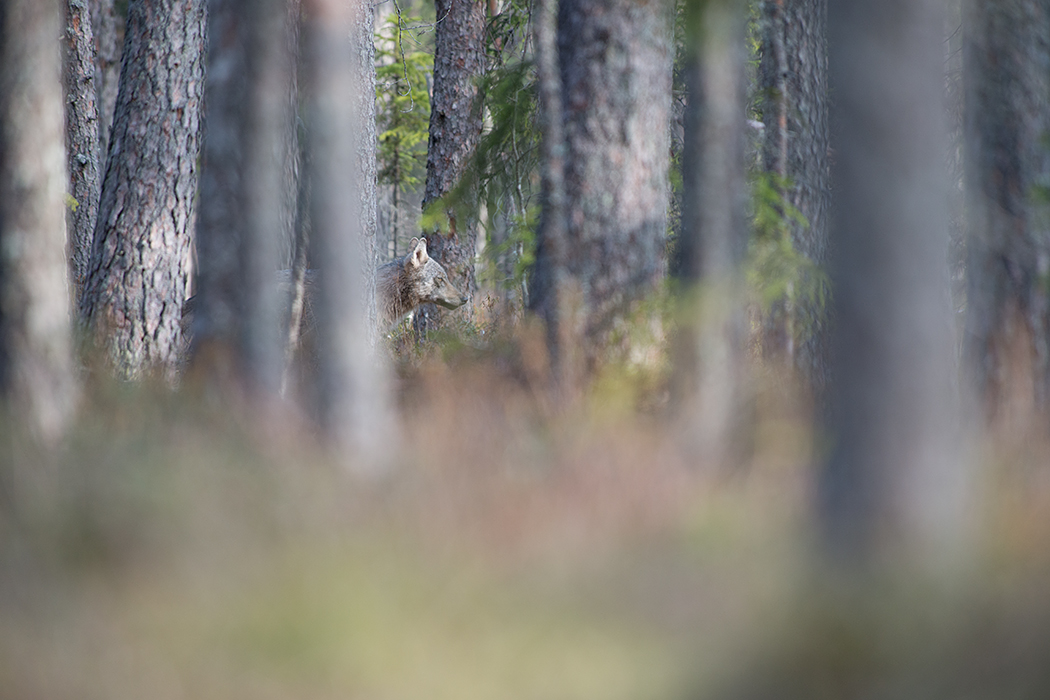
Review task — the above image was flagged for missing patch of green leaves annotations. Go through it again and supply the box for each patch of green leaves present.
[375,14,433,194]
[747,172,829,317]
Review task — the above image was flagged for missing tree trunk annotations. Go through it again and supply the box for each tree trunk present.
[64,0,102,301]
[963,0,1050,425]
[529,0,571,388]
[0,0,80,440]
[416,0,486,333]
[553,0,673,369]
[820,0,965,563]
[79,0,206,382]
[192,0,296,399]
[673,0,748,465]
[89,0,121,159]
[303,0,393,467]
[756,0,831,395]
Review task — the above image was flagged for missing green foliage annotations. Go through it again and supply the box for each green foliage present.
[747,172,829,316]
[427,0,540,300]
[375,14,433,194]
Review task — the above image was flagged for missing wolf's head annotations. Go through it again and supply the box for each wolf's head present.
[405,237,469,310]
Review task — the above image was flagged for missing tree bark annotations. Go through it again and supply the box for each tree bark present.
[820,0,965,563]
[303,0,394,467]
[756,0,831,395]
[64,0,103,302]
[552,0,673,369]
[89,0,121,159]
[192,0,296,399]
[673,0,748,465]
[529,0,571,388]
[0,0,80,439]
[963,0,1050,424]
[79,0,206,382]
[416,0,487,332]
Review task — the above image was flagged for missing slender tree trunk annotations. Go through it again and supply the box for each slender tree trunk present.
[283,160,310,397]
[0,0,79,440]
[416,0,486,333]
[756,0,831,396]
[552,0,673,369]
[529,0,571,389]
[963,0,1050,425]
[303,0,393,467]
[192,0,296,400]
[820,0,965,563]
[89,0,120,158]
[64,0,102,301]
[673,0,748,465]
[79,0,206,382]
[356,0,380,341]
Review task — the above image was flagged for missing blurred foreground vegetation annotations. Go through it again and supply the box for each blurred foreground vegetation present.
[4,335,1050,700]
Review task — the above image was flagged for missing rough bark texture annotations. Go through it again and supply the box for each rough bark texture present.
[821,0,964,562]
[64,0,103,300]
[79,0,206,381]
[89,0,121,158]
[555,0,673,367]
[192,0,296,398]
[351,0,380,341]
[417,0,486,331]
[963,0,1050,422]
[529,0,571,387]
[757,0,831,394]
[674,0,748,465]
[0,0,79,439]
[304,0,393,467]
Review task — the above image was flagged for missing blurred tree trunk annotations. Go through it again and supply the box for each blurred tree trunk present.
[756,0,831,396]
[821,0,965,562]
[673,0,748,465]
[416,0,486,334]
[0,0,80,439]
[529,0,571,388]
[89,0,120,159]
[79,0,206,382]
[192,0,297,400]
[963,0,1050,425]
[303,0,394,467]
[552,0,673,370]
[64,0,102,301]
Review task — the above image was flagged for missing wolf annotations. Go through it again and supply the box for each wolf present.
[182,237,467,346]
[376,237,469,330]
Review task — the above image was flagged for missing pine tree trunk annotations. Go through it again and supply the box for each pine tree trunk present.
[304,0,393,467]
[757,0,831,395]
[0,0,80,439]
[963,0,1050,424]
[79,0,206,382]
[417,0,486,332]
[192,0,296,399]
[529,0,570,387]
[555,0,673,369]
[674,0,748,465]
[89,0,120,158]
[64,0,102,301]
[821,0,964,562]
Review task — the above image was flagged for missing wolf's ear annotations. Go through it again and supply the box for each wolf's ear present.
[408,237,429,269]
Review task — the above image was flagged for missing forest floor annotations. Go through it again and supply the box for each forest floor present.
[3,339,1050,700]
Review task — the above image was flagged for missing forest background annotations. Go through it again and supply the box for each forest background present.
[3,0,1050,698]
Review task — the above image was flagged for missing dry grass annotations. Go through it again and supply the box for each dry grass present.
[2,331,1050,700]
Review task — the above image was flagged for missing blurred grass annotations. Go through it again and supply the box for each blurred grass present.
[3,345,1050,700]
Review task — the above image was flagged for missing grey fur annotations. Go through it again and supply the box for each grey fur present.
[376,237,469,330]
